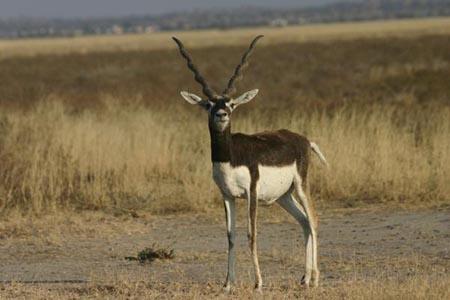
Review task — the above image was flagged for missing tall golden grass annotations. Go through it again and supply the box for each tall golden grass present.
[0,98,448,214]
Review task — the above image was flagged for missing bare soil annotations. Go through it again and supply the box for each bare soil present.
[0,208,449,293]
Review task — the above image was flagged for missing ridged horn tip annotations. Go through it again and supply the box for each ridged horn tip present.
[172,37,181,44]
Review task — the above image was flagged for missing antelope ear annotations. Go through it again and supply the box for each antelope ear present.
[180,91,212,110]
[180,91,202,104]
[230,89,259,108]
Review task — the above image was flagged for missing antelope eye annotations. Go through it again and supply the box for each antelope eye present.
[230,103,236,109]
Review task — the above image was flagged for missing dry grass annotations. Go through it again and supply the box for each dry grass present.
[0,100,449,215]
[0,17,450,59]
[1,268,448,299]
[0,210,150,241]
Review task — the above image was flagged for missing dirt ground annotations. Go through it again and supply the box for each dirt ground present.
[0,207,449,298]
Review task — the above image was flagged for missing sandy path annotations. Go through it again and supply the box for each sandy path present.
[0,209,448,287]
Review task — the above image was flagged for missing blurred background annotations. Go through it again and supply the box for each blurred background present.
[1,0,449,38]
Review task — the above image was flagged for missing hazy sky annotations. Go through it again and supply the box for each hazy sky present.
[0,0,342,18]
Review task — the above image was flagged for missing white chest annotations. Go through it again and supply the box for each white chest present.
[212,162,251,198]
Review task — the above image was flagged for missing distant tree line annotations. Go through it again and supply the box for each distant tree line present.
[1,0,449,39]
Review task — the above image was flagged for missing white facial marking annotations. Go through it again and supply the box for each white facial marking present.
[225,102,234,112]
[257,163,297,204]
[214,109,228,117]
[212,108,230,131]
[213,162,250,198]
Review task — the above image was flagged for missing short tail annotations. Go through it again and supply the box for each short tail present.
[310,142,329,168]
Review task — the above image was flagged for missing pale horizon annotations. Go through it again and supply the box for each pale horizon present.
[0,0,345,19]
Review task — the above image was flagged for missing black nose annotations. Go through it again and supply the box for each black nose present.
[215,112,228,117]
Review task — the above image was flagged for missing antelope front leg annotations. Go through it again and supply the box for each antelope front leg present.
[248,193,262,292]
[223,197,236,292]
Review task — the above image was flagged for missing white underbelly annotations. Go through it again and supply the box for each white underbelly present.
[257,163,296,203]
[212,162,297,203]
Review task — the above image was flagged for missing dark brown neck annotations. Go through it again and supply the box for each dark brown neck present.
[209,122,232,163]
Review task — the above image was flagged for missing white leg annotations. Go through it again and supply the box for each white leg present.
[248,192,262,292]
[223,197,236,292]
[293,179,320,287]
[277,192,315,286]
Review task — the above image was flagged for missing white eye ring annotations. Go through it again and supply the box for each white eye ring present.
[225,103,235,111]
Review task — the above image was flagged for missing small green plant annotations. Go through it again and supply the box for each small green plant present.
[125,244,175,263]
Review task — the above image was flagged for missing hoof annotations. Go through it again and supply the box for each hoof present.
[223,284,232,293]
[311,270,320,287]
[254,285,263,294]
[300,274,310,288]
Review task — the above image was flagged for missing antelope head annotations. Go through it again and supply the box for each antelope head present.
[173,35,263,132]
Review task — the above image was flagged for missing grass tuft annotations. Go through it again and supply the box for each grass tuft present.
[125,245,175,263]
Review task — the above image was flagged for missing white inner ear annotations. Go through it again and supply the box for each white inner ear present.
[231,89,259,107]
[180,91,203,105]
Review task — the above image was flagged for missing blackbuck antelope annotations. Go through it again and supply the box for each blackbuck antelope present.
[173,35,328,292]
